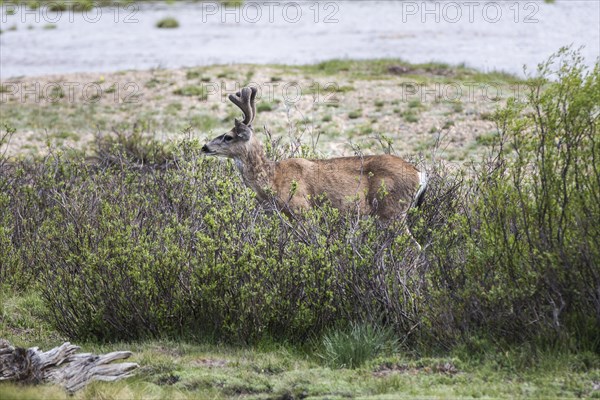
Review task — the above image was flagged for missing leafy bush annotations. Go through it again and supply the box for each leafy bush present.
[92,131,176,168]
[9,138,440,343]
[156,18,180,29]
[424,47,600,350]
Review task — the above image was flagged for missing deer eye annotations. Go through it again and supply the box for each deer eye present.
[224,135,233,142]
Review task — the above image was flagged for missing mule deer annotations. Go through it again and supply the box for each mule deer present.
[201,87,428,249]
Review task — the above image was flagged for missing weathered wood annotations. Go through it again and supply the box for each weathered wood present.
[0,339,138,392]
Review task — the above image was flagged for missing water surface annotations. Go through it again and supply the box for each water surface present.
[1,1,598,78]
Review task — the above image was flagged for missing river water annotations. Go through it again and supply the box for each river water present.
[0,1,598,78]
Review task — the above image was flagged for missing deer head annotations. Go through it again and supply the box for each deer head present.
[202,87,258,157]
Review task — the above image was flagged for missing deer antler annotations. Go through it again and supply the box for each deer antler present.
[249,87,258,125]
[228,87,256,125]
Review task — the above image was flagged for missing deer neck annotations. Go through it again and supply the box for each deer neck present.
[234,141,274,201]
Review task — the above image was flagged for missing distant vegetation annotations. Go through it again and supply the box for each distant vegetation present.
[0,0,245,9]
[156,16,179,29]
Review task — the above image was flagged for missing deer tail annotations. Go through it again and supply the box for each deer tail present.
[412,170,428,209]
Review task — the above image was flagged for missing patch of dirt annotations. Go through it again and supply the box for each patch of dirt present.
[373,361,459,377]
[388,65,415,75]
[149,344,185,357]
[388,65,456,77]
[191,358,229,368]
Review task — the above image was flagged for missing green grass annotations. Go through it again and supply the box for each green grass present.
[0,290,598,400]
[348,109,362,119]
[50,131,80,141]
[408,100,423,109]
[165,102,183,115]
[257,102,274,113]
[0,289,63,349]
[217,70,234,79]
[402,110,419,123]
[442,120,455,129]
[292,59,521,84]
[44,1,96,12]
[220,0,244,7]
[185,70,212,82]
[173,85,208,100]
[475,131,499,146]
[188,114,220,132]
[480,111,495,121]
[451,101,464,113]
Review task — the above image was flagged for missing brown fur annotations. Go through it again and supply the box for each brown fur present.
[203,128,421,221]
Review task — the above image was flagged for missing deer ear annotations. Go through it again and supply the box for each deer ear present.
[236,122,253,141]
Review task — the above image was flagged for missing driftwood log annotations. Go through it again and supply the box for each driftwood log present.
[0,339,138,392]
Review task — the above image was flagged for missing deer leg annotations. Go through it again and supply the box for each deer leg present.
[397,211,422,252]
[405,225,422,252]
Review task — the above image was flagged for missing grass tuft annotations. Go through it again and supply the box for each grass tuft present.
[317,323,399,369]
[348,109,362,119]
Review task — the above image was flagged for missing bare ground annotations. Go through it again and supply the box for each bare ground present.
[1,62,518,161]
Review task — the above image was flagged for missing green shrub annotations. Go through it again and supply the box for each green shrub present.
[0,192,21,286]
[156,18,179,29]
[22,138,437,343]
[48,1,67,11]
[220,0,244,7]
[348,110,362,119]
[1,127,58,288]
[93,131,175,168]
[425,47,600,349]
